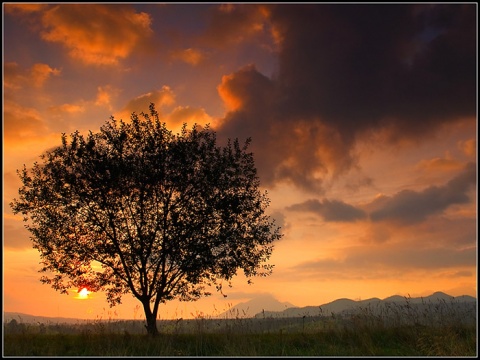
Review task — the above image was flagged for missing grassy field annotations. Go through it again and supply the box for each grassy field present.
[4,323,476,356]
[4,298,477,356]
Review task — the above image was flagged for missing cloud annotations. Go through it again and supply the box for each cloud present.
[446,271,473,278]
[95,85,120,110]
[415,154,464,173]
[164,106,213,128]
[3,221,32,250]
[120,87,176,119]
[3,62,23,90]
[3,101,48,143]
[458,139,476,158]
[169,48,206,66]
[216,64,355,192]
[214,4,476,192]
[4,62,60,90]
[39,4,152,65]
[359,211,476,247]
[203,4,271,47]
[268,211,290,238]
[289,245,476,281]
[287,199,367,222]
[373,246,477,270]
[30,63,61,87]
[270,4,475,134]
[369,162,476,224]
[48,103,85,114]
[4,3,47,13]
[360,224,392,244]
[217,64,274,112]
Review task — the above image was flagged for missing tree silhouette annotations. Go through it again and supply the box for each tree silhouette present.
[10,104,282,335]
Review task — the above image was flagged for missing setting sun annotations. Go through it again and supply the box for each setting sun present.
[77,288,90,299]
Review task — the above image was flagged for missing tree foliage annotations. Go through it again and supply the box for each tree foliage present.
[10,104,282,335]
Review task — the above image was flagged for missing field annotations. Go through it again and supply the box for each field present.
[4,298,477,356]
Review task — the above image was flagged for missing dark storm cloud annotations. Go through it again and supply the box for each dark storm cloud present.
[215,4,476,191]
[369,162,476,224]
[286,199,367,222]
[217,64,354,192]
[271,4,476,131]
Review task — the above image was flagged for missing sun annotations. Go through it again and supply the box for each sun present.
[77,287,90,299]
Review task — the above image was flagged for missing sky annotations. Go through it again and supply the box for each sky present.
[2,3,477,321]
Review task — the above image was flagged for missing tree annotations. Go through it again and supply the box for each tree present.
[10,104,282,336]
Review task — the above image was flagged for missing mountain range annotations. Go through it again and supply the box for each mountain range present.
[253,291,477,319]
[4,291,476,324]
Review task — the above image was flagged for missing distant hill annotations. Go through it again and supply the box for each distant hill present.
[3,312,95,325]
[255,292,477,318]
[4,291,476,324]
[215,294,296,319]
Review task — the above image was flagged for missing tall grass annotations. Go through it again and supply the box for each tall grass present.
[4,296,476,356]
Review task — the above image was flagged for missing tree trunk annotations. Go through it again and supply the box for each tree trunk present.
[142,301,159,336]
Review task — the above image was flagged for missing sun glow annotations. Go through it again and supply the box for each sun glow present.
[77,287,90,299]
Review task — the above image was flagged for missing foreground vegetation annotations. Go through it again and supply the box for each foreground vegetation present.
[4,325,476,356]
[4,298,477,356]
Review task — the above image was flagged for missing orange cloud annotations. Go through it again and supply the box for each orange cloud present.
[30,63,61,87]
[217,64,274,112]
[3,220,33,250]
[270,121,354,191]
[204,4,272,46]
[95,85,120,110]
[217,73,244,111]
[3,62,22,90]
[48,103,85,114]
[169,48,206,66]
[165,106,213,128]
[130,87,175,110]
[289,245,476,281]
[4,62,60,90]
[4,3,47,13]
[458,138,476,158]
[415,153,464,173]
[3,101,48,144]
[40,4,152,65]
[117,87,176,121]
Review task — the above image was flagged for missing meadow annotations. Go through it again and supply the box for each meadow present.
[4,297,477,356]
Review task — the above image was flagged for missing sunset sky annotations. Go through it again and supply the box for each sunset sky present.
[3,3,477,321]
